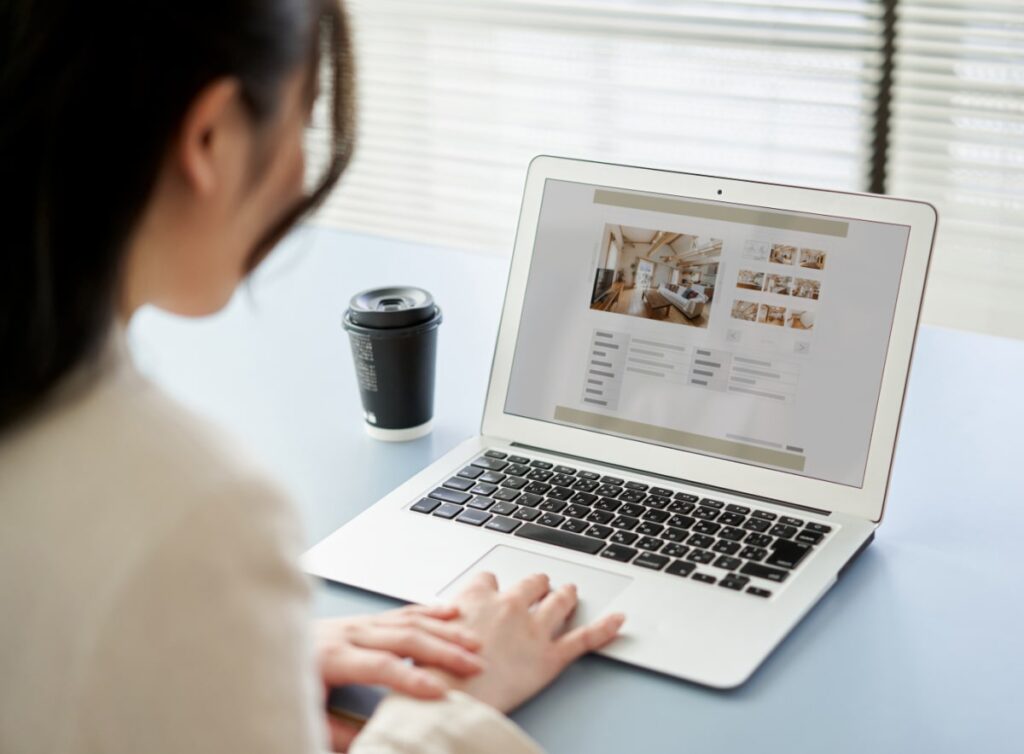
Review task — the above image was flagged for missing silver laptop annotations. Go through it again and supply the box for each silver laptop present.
[304,156,936,688]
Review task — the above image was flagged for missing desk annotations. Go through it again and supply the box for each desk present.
[131,226,1024,754]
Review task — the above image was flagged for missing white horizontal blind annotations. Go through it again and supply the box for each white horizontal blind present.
[889,1,1024,339]
[308,0,886,255]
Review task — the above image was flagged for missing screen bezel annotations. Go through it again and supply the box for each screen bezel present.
[481,156,936,522]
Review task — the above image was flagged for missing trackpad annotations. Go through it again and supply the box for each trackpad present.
[438,545,632,630]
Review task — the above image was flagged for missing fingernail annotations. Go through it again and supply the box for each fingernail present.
[610,612,626,628]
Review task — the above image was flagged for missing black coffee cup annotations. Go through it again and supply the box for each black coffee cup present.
[342,286,442,441]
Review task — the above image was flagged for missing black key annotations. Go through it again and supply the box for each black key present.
[514,523,604,554]
[586,509,614,524]
[666,559,696,577]
[485,516,520,533]
[739,546,767,561]
[601,475,624,485]
[625,481,649,491]
[662,527,688,543]
[719,574,750,591]
[745,533,772,547]
[646,495,670,510]
[539,499,567,513]
[509,455,530,464]
[712,540,741,555]
[686,533,714,549]
[667,500,696,515]
[530,460,553,469]
[693,507,720,521]
[752,510,777,521]
[642,509,670,523]
[472,457,508,471]
[634,552,669,571]
[617,503,644,518]
[524,482,551,495]
[517,492,543,507]
[693,520,721,535]
[770,524,798,539]
[673,491,699,502]
[570,491,598,505]
[479,471,506,484]
[600,544,637,563]
[726,503,751,514]
[538,513,565,528]
[740,562,789,582]
[440,473,471,491]
[564,504,590,519]
[781,516,804,527]
[719,512,745,527]
[691,572,716,584]
[429,488,471,504]
[662,543,689,558]
[467,496,494,510]
[805,522,832,533]
[577,470,600,480]
[619,490,647,504]
[766,539,813,569]
[554,465,577,475]
[797,530,824,544]
[636,536,662,552]
[585,524,613,539]
[513,507,541,521]
[470,482,498,496]
[561,518,589,534]
[485,450,508,459]
[433,502,463,519]
[457,509,492,526]
[650,487,674,497]
[527,469,553,482]
[700,498,724,509]
[499,475,526,489]
[491,501,517,516]
[411,498,440,514]
[551,473,575,488]
[635,522,664,537]
[747,586,772,598]
[493,488,521,502]
[611,530,639,545]
[506,463,530,477]
[743,517,770,532]
[595,484,623,497]
[719,526,746,541]
[713,555,742,571]
[594,497,621,512]
[572,479,600,493]
[547,486,573,501]
[611,515,639,530]
[457,466,484,479]
[687,549,714,564]
[667,514,696,529]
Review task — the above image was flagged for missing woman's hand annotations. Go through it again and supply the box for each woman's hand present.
[315,604,484,750]
[427,572,625,713]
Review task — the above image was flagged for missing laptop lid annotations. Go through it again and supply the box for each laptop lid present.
[482,156,936,522]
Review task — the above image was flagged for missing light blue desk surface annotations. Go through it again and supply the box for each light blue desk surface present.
[132,226,1024,753]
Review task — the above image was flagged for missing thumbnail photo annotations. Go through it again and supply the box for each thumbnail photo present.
[742,240,770,263]
[736,269,765,291]
[799,248,826,270]
[792,277,821,300]
[731,299,759,322]
[758,304,786,327]
[765,273,792,295]
[769,244,797,265]
[788,310,815,330]
[589,223,722,329]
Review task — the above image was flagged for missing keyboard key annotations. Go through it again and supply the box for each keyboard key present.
[667,500,695,514]
[620,503,646,517]
[740,562,789,582]
[642,509,669,523]
[625,481,649,491]
[505,463,530,477]
[547,486,573,501]
[586,509,614,524]
[479,471,506,484]
[693,520,721,535]
[745,533,772,547]
[539,499,567,513]
[667,514,696,529]
[666,560,696,577]
[635,522,664,537]
[564,504,590,519]
[561,518,589,533]
[687,549,714,564]
[493,488,521,502]
[491,501,518,516]
[713,556,742,571]
[600,544,637,563]
[530,460,553,469]
[752,510,777,521]
[646,495,670,509]
[601,475,624,485]
[725,503,750,514]
[747,586,772,598]
[527,469,553,482]
[513,507,541,521]
[766,539,813,569]
[673,492,699,502]
[429,488,471,504]
[805,522,832,533]
[485,516,520,533]
[719,526,746,541]
[634,552,669,571]
[538,513,565,528]
[662,527,688,542]
[611,515,639,530]
[596,484,623,497]
[780,516,804,527]
[509,455,530,464]
[585,524,613,539]
[691,572,717,584]
[650,487,674,497]
[611,530,639,546]
[743,517,770,532]
[770,524,798,539]
[456,509,492,526]
[485,450,508,459]
[572,478,600,492]
[515,492,541,507]
[619,490,647,504]
[472,457,508,471]
[662,543,689,558]
[719,512,745,527]
[693,507,720,521]
[686,533,714,549]
[594,497,621,512]
[577,470,600,480]
[457,466,484,479]
[550,474,575,488]
[712,540,741,555]
[411,498,440,514]
[719,574,749,591]
[739,546,767,561]
[700,499,724,509]
[635,537,662,552]
[554,465,577,475]
[499,475,526,489]
[514,523,604,554]
[467,496,494,510]
[796,530,824,544]
[470,482,497,496]
[524,482,551,495]
[433,502,463,519]
[570,491,598,505]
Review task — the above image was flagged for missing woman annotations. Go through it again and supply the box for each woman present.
[0,1,625,752]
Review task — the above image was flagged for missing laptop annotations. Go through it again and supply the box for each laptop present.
[304,156,936,688]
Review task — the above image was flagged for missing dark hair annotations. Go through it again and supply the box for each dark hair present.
[0,0,354,431]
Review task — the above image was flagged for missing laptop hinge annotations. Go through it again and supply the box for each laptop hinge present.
[509,441,832,517]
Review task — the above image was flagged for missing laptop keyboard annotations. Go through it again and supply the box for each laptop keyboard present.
[409,450,834,599]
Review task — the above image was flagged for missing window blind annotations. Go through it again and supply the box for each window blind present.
[888,1,1024,338]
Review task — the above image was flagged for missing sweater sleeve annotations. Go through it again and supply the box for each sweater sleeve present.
[350,691,543,754]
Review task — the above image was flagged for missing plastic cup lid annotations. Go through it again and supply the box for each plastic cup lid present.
[346,286,437,329]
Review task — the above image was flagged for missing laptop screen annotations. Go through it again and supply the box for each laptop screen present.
[504,179,911,488]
